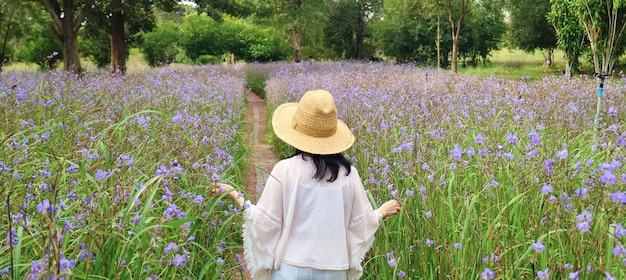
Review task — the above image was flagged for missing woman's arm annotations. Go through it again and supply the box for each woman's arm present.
[375,199,401,219]
[212,183,245,208]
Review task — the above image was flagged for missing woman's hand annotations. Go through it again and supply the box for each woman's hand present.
[212,183,244,207]
[377,199,401,218]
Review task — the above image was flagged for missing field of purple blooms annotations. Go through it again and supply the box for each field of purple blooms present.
[1,62,625,280]
[264,62,626,279]
[1,66,249,279]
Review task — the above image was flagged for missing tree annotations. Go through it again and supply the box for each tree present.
[442,0,472,73]
[508,0,556,61]
[373,0,445,65]
[547,0,587,76]
[139,21,180,66]
[458,0,506,66]
[0,0,24,71]
[573,0,626,73]
[84,0,178,73]
[324,0,382,60]
[270,0,330,62]
[39,0,94,73]
[18,12,62,70]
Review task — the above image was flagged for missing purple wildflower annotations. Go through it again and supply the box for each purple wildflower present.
[537,268,549,279]
[474,133,485,144]
[172,254,186,268]
[505,132,519,144]
[164,242,179,254]
[94,169,109,180]
[531,240,546,253]
[556,149,568,160]
[613,244,625,257]
[481,267,496,279]
[36,199,52,214]
[156,164,169,176]
[541,184,553,195]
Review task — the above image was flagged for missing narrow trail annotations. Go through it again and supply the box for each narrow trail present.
[245,90,278,203]
[233,90,278,279]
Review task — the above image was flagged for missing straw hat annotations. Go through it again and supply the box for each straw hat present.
[272,89,355,155]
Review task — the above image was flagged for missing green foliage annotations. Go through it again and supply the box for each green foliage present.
[457,0,507,66]
[324,0,381,60]
[17,25,62,70]
[139,21,181,67]
[179,14,289,63]
[547,0,588,75]
[178,13,222,60]
[373,0,441,65]
[508,0,556,52]
[79,27,111,68]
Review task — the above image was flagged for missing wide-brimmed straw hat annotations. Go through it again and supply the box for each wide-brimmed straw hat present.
[272,89,355,155]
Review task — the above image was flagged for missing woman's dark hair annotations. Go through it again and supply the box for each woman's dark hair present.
[292,149,352,182]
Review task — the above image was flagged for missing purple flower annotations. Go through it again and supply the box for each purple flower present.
[450,144,463,161]
[193,194,204,204]
[94,169,109,180]
[503,152,515,160]
[605,271,616,280]
[425,211,432,218]
[172,254,186,268]
[59,257,76,271]
[6,227,18,246]
[505,132,519,144]
[386,252,397,267]
[569,270,580,280]
[397,271,406,277]
[537,268,549,279]
[481,267,496,279]
[453,242,462,249]
[613,244,625,257]
[217,257,225,265]
[405,189,414,196]
[541,184,553,195]
[36,199,52,214]
[527,129,541,146]
[612,223,626,238]
[155,164,169,176]
[599,171,617,185]
[531,240,546,253]
[425,239,434,246]
[556,149,568,160]
[164,242,178,253]
[474,133,486,144]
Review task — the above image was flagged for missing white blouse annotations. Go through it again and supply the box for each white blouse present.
[242,155,381,280]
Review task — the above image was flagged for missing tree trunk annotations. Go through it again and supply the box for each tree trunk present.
[451,35,458,74]
[293,28,301,63]
[61,18,82,73]
[437,14,441,69]
[41,0,93,74]
[109,9,126,74]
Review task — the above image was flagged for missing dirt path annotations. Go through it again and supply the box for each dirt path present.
[233,90,278,280]
[245,90,278,203]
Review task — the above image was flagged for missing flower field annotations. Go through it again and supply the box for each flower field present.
[264,62,626,279]
[1,62,625,279]
[1,66,249,279]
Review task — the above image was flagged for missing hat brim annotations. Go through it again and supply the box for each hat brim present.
[272,103,355,155]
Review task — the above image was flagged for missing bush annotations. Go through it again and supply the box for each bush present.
[17,26,62,70]
[139,21,180,67]
[196,54,221,65]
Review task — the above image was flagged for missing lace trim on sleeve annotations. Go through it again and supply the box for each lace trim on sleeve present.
[349,213,364,227]
[242,207,274,280]
[348,233,376,280]
[258,206,282,227]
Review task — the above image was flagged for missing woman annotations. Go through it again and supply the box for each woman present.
[214,89,401,280]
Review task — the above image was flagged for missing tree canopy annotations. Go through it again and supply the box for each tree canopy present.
[2,0,623,74]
